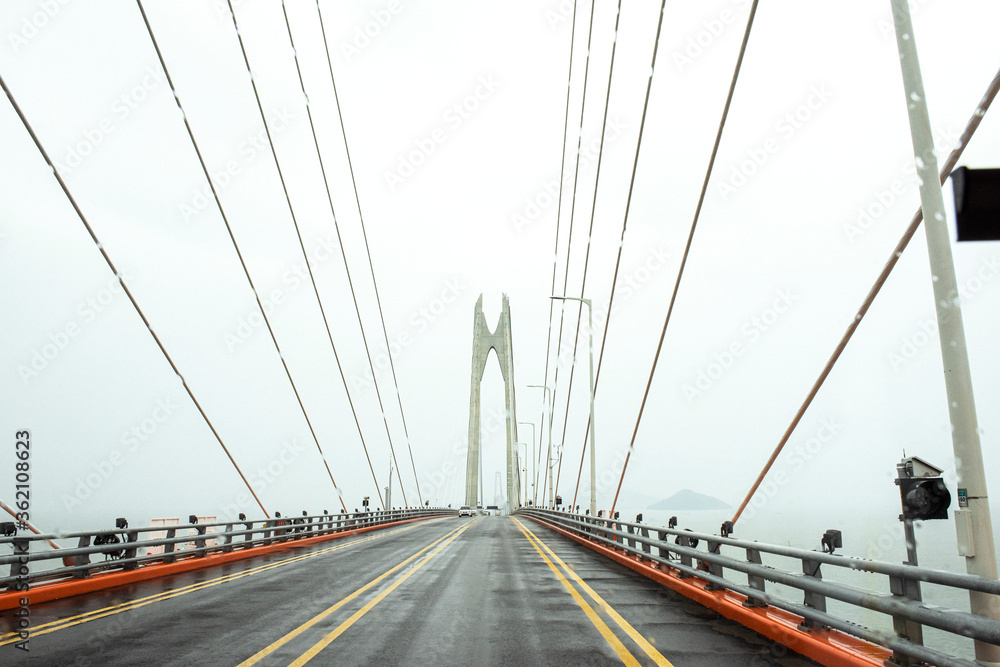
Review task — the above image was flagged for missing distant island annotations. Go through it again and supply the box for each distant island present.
[648,489,730,511]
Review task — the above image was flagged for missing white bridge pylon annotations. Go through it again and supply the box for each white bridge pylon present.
[465,294,520,511]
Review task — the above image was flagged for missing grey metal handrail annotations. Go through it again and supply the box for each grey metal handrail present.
[519,508,999,667]
[1,508,455,589]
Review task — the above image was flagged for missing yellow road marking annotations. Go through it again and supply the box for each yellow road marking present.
[238,519,474,666]
[0,520,430,646]
[517,519,673,666]
[512,518,640,666]
[287,519,474,666]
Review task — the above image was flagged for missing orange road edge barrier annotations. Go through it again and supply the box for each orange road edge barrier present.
[524,515,891,667]
[0,514,448,612]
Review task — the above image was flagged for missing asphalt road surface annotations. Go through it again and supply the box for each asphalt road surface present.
[1,516,821,666]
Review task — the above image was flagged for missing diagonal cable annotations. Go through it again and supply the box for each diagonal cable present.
[312,0,420,506]
[541,0,597,508]
[301,0,410,507]
[610,0,761,517]
[136,0,349,513]
[225,0,382,509]
[553,0,623,504]
[731,65,1000,525]
[536,0,581,505]
[0,70,269,518]
[571,0,668,512]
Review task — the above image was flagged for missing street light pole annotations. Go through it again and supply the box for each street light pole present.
[550,296,597,517]
[527,384,553,508]
[516,442,528,507]
[518,421,536,506]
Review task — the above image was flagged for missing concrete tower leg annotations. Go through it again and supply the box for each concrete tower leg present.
[465,294,519,512]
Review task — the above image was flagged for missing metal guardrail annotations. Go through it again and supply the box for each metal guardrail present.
[1,508,455,589]
[519,508,1000,667]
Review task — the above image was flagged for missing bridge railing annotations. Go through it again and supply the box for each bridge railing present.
[0,508,454,590]
[519,508,1000,667]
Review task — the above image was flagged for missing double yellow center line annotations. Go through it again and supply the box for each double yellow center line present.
[512,518,673,667]
[239,518,475,666]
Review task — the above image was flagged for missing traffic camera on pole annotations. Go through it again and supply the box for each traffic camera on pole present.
[896,456,951,521]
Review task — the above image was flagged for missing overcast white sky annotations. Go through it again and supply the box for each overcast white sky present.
[2,0,1000,547]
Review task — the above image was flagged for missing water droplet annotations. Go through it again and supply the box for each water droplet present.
[910,91,922,102]
[915,156,924,169]
[934,212,945,221]
[932,275,939,282]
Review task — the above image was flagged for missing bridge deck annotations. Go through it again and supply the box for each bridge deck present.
[3,516,819,666]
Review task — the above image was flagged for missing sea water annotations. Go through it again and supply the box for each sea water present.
[615,506,985,661]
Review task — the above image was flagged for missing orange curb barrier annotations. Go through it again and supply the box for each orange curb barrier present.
[0,514,447,612]
[525,515,892,667]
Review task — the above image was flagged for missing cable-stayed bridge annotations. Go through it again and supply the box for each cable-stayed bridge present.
[3,1,1000,665]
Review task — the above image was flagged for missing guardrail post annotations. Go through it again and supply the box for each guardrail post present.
[193,525,207,556]
[704,540,726,590]
[640,527,651,556]
[222,524,235,553]
[656,530,670,567]
[888,572,924,666]
[243,521,254,548]
[798,559,827,630]
[72,535,93,577]
[626,524,636,549]
[123,530,139,570]
[163,528,177,563]
[743,547,767,607]
[675,535,694,577]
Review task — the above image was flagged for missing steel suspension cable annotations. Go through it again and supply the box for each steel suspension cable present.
[610,0,761,517]
[570,0,668,513]
[0,70,270,518]
[536,0,580,507]
[313,0,420,506]
[541,0,598,509]
[731,65,1000,525]
[136,0,351,513]
[225,0,382,509]
[552,0,624,506]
